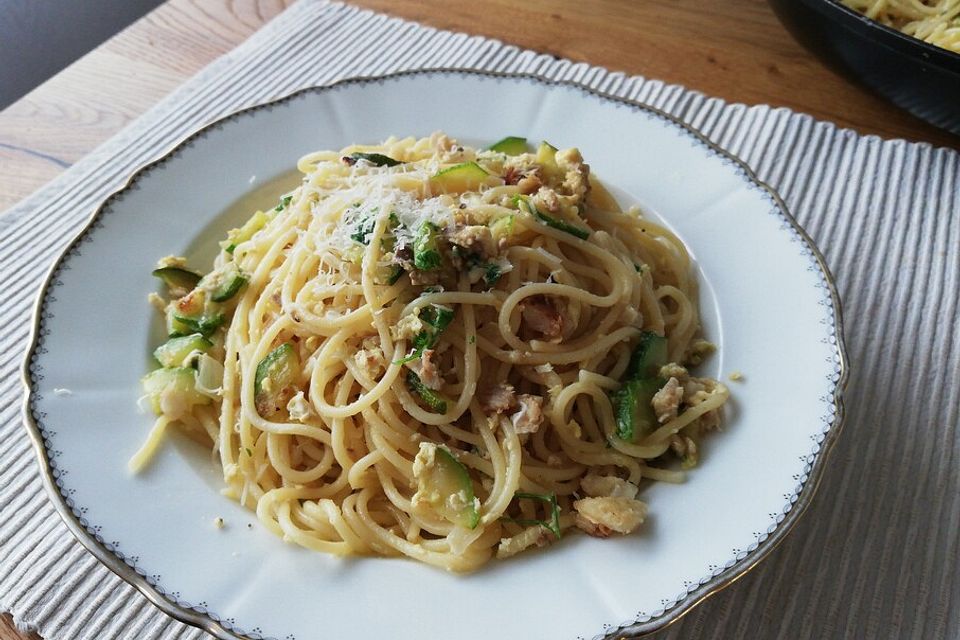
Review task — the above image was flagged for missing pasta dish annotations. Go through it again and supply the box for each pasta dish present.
[134,133,729,571]
[840,0,960,52]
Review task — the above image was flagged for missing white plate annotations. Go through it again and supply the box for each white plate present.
[22,70,847,640]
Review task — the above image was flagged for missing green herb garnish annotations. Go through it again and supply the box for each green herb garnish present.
[394,305,455,364]
[502,491,562,538]
[413,221,443,270]
[350,152,401,167]
[482,262,503,286]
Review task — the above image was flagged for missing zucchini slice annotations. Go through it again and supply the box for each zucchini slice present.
[536,141,564,182]
[536,141,559,165]
[613,332,670,442]
[200,263,248,303]
[487,136,529,156]
[489,214,515,244]
[153,334,213,368]
[254,343,300,417]
[414,444,480,529]
[612,377,663,442]
[406,370,448,413]
[516,196,590,240]
[430,161,501,193]
[152,267,201,297]
[378,264,405,285]
[222,209,269,253]
[625,332,669,379]
[141,367,210,417]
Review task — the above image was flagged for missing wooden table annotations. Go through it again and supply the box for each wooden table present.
[2,0,958,218]
[0,0,953,637]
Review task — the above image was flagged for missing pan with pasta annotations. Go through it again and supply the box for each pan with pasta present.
[134,133,729,572]
[840,0,960,52]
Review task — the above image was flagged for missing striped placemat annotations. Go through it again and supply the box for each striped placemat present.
[1,1,957,638]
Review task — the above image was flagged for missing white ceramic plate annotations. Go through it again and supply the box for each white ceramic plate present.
[23,70,847,640]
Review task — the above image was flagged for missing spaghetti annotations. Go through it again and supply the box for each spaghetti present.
[840,0,960,52]
[135,133,728,571]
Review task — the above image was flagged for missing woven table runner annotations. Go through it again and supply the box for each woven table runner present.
[1,1,957,638]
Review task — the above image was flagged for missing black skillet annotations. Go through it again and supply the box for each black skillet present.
[768,0,960,138]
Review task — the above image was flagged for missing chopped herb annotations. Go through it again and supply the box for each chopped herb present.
[452,245,482,269]
[410,331,434,358]
[413,221,442,270]
[394,305,455,364]
[351,216,376,245]
[350,152,401,167]
[274,195,293,212]
[468,335,476,344]
[502,491,562,538]
[482,262,503,286]
[244,447,252,456]
[424,305,454,330]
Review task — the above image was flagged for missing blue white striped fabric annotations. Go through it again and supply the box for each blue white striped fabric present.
[0,1,957,638]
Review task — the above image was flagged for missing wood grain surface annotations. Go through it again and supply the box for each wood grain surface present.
[0,0,954,637]
[2,0,959,217]
[1,0,958,217]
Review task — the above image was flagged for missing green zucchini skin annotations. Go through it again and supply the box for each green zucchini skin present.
[153,267,202,295]
[514,195,590,240]
[613,377,663,442]
[613,331,670,442]
[153,334,213,368]
[487,136,529,156]
[254,343,300,417]
[432,447,480,528]
[210,273,247,302]
[625,332,669,379]
[172,312,225,338]
[222,210,269,253]
[406,370,448,413]
[201,264,248,303]
[430,161,499,193]
[141,367,210,416]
